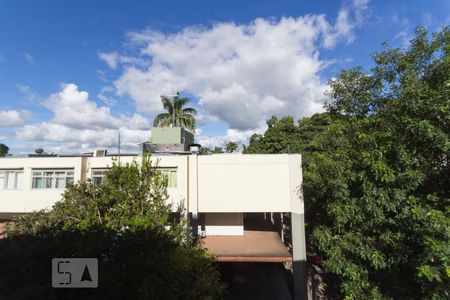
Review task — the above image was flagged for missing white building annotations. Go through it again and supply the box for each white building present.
[0,129,307,300]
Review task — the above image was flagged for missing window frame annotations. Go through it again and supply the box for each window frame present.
[31,169,75,189]
[159,168,178,188]
[0,169,24,190]
[90,168,109,186]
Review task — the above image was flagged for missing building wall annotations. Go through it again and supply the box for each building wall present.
[196,154,294,213]
[0,154,302,236]
[0,157,83,213]
[204,213,244,236]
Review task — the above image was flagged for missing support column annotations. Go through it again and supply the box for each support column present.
[292,212,307,300]
[289,155,307,300]
[188,154,199,239]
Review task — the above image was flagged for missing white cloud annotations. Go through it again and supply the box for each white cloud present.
[99,52,119,69]
[393,30,412,48]
[195,108,219,127]
[22,52,34,64]
[0,110,30,127]
[14,84,151,153]
[115,17,329,130]
[9,2,371,153]
[96,69,109,83]
[390,14,413,49]
[196,124,267,150]
[98,86,118,106]
[99,51,146,70]
[112,1,369,131]
[323,0,369,47]
[16,122,149,152]
[17,84,40,102]
[352,0,369,10]
[43,83,121,130]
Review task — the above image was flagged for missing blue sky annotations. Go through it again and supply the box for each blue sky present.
[0,0,448,154]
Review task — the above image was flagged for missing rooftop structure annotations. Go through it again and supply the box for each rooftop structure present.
[150,127,194,152]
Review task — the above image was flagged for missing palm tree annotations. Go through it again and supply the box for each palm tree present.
[225,141,239,153]
[153,92,198,132]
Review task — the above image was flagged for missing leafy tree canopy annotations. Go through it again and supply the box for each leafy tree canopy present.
[245,26,449,299]
[212,146,224,154]
[1,155,224,300]
[198,146,212,155]
[198,146,227,155]
[0,143,9,157]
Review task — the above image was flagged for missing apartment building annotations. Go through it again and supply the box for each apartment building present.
[0,128,307,300]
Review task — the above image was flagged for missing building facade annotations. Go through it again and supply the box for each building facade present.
[0,151,307,299]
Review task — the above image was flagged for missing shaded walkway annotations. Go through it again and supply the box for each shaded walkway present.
[200,216,291,262]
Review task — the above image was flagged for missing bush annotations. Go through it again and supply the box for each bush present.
[0,155,224,299]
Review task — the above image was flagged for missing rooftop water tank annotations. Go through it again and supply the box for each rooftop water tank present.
[150,127,194,152]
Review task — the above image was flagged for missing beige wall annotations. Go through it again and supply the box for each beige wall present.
[0,154,302,217]
[0,157,83,213]
[195,154,295,213]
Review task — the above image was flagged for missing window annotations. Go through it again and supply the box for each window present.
[0,170,23,190]
[160,169,177,188]
[91,169,108,185]
[32,170,74,189]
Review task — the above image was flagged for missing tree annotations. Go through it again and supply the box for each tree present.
[245,116,304,154]
[199,146,229,155]
[225,141,238,153]
[246,27,450,299]
[312,27,450,299]
[153,92,198,131]
[0,155,224,299]
[198,147,212,155]
[212,147,224,154]
[0,143,9,157]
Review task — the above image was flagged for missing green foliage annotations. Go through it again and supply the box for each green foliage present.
[245,116,302,154]
[225,141,239,153]
[7,155,180,236]
[153,92,198,131]
[0,143,9,157]
[198,146,212,155]
[246,26,450,299]
[212,146,224,154]
[1,155,224,299]
[198,146,228,154]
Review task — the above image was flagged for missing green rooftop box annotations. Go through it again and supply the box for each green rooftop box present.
[150,127,194,151]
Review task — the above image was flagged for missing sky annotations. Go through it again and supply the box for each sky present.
[0,0,448,155]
